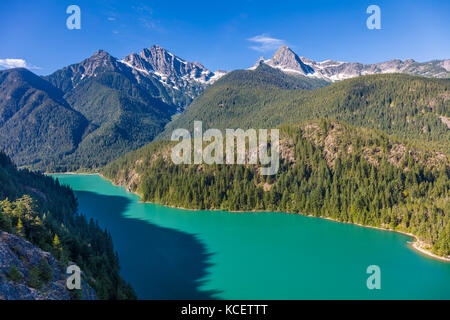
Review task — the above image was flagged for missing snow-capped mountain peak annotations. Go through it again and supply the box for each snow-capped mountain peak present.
[252,46,450,82]
[266,45,315,75]
[122,45,225,87]
[46,46,227,111]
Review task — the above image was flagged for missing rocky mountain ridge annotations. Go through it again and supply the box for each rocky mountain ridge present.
[122,45,226,89]
[252,45,450,81]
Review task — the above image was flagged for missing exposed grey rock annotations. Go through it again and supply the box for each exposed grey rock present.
[0,230,96,300]
[123,45,224,85]
[45,50,131,92]
[122,45,226,99]
[46,46,226,110]
[253,46,450,82]
[263,45,315,75]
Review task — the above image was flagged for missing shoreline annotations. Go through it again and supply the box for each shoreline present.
[53,172,450,263]
[45,171,99,175]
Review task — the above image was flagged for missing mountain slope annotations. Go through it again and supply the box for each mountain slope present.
[253,46,450,81]
[0,230,97,300]
[45,49,178,107]
[213,64,328,90]
[0,151,136,299]
[160,71,450,152]
[38,48,226,170]
[0,50,184,171]
[46,46,225,111]
[0,68,89,168]
[35,49,325,171]
[122,45,226,105]
[1,46,224,171]
[104,119,450,258]
[50,60,176,170]
[3,46,448,171]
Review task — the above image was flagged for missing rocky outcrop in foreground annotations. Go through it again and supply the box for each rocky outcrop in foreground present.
[0,231,96,300]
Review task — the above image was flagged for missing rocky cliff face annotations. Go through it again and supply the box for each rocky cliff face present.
[45,50,132,93]
[123,45,225,87]
[262,46,315,75]
[122,45,226,102]
[46,45,226,109]
[0,231,96,300]
[252,45,450,81]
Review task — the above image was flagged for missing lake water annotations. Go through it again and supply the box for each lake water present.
[53,174,450,300]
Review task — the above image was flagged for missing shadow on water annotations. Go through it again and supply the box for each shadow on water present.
[74,190,221,300]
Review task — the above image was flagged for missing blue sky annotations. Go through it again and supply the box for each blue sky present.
[0,0,449,75]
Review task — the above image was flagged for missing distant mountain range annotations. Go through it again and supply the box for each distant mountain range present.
[122,45,226,100]
[0,44,449,170]
[251,45,450,81]
[0,46,227,170]
[45,45,225,111]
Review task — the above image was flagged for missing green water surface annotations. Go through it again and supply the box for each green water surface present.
[52,174,450,300]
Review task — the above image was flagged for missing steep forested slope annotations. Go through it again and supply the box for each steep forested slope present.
[161,70,449,152]
[0,151,136,299]
[41,50,179,171]
[0,68,89,168]
[105,120,449,257]
[45,70,175,171]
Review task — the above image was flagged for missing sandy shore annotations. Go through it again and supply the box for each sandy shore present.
[54,172,450,263]
[318,217,450,262]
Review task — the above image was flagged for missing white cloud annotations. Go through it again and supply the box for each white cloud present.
[108,17,116,21]
[247,34,285,52]
[0,58,41,70]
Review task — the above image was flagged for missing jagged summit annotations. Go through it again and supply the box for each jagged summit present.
[91,49,110,57]
[252,45,450,82]
[272,45,296,59]
[122,45,225,86]
[45,45,227,109]
[84,49,117,65]
[43,49,128,92]
[85,49,124,71]
[267,46,314,75]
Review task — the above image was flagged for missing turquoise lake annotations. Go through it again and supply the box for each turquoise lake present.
[52,174,450,300]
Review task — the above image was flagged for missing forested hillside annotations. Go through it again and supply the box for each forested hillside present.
[161,69,449,153]
[0,68,89,168]
[0,51,178,172]
[0,151,136,299]
[45,69,175,171]
[105,119,450,257]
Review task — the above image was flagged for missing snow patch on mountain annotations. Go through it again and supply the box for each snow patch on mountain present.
[122,45,225,88]
[252,46,450,82]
